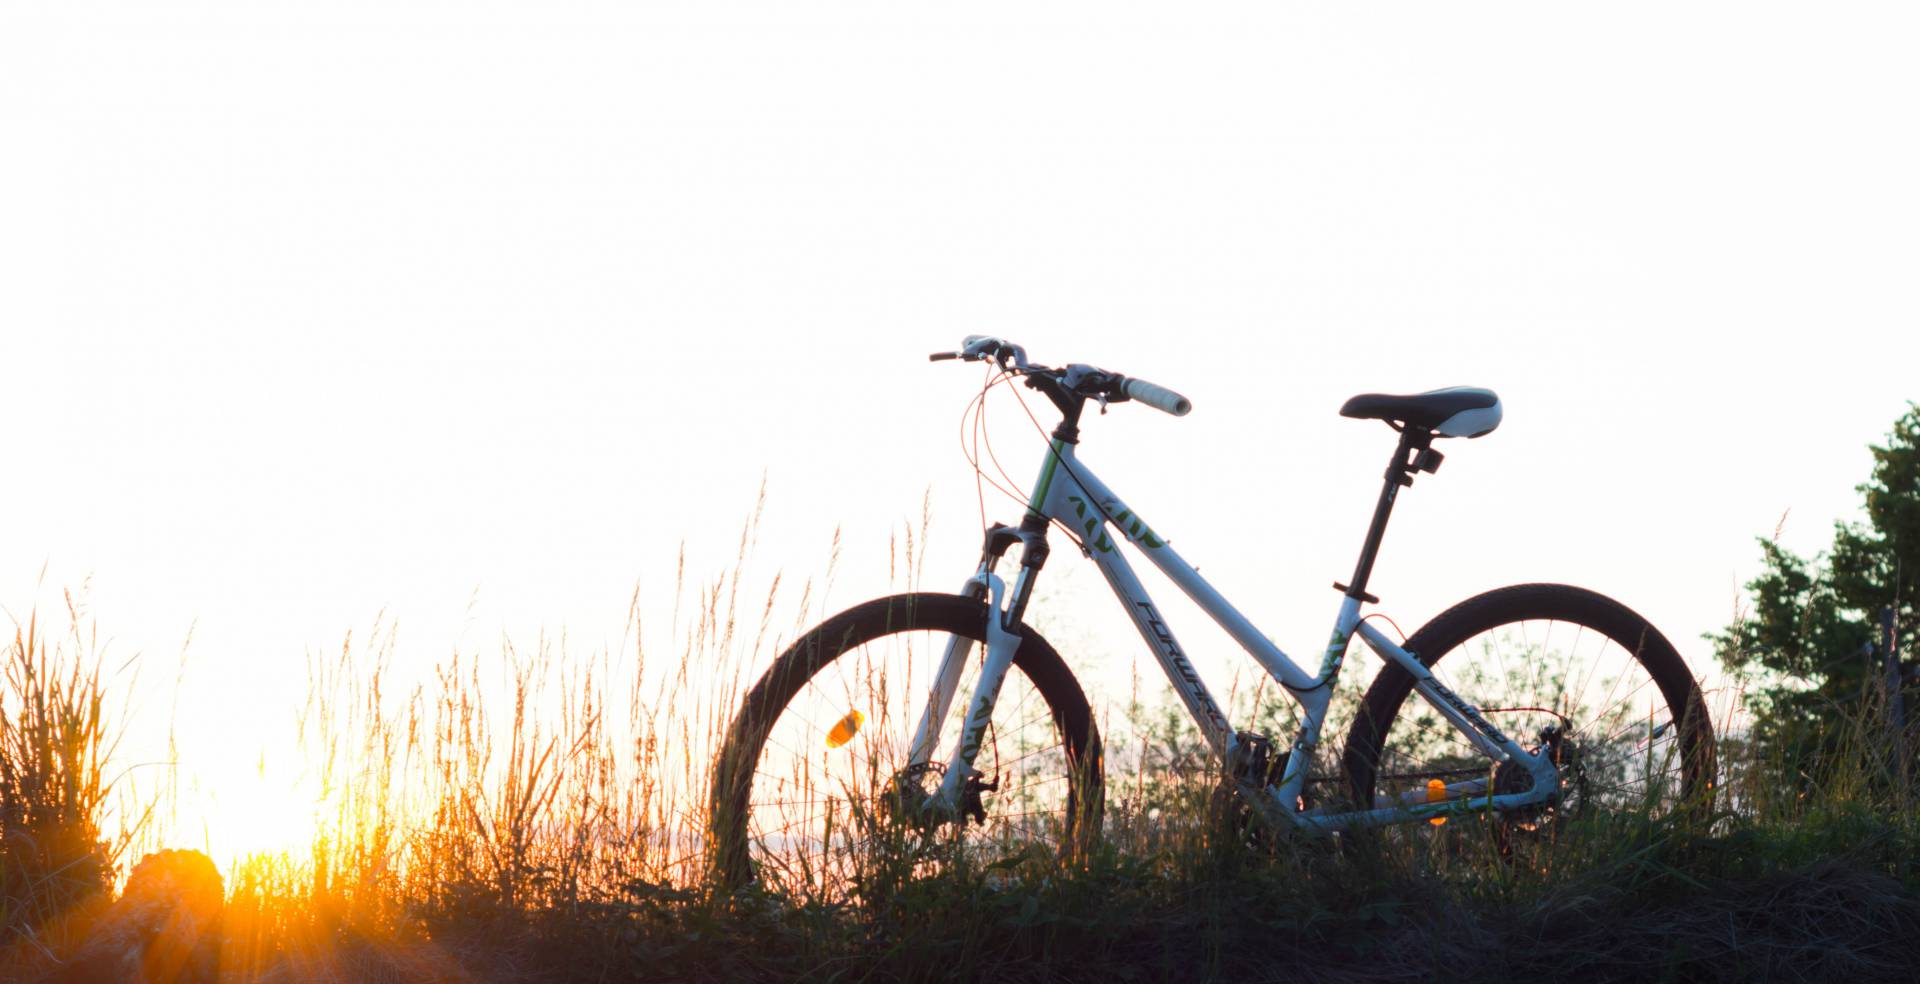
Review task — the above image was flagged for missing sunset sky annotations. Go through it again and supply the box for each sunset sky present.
[4,1,1917,865]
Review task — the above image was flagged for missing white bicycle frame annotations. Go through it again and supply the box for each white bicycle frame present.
[906,437,1560,833]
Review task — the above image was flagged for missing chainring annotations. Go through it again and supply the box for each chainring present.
[1211,751,1323,852]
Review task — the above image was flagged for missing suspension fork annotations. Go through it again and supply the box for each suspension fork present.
[905,520,1050,815]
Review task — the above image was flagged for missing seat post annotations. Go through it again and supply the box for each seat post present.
[1337,427,1440,604]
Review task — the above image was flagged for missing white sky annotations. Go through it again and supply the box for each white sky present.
[4,1,1918,860]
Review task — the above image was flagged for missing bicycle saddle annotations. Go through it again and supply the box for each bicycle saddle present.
[1339,387,1502,438]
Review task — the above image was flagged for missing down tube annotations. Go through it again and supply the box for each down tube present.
[1086,546,1236,759]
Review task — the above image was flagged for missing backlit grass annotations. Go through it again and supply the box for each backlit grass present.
[4,514,1917,982]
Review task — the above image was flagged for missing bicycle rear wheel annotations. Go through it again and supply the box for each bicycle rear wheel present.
[710,593,1102,897]
[1342,584,1715,843]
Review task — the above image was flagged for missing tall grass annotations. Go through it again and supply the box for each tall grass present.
[206,501,816,978]
[4,516,1919,981]
[1,597,151,964]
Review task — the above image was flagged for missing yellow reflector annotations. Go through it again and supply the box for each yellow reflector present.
[1426,779,1448,826]
[825,710,865,748]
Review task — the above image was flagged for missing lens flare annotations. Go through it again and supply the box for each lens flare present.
[824,710,865,748]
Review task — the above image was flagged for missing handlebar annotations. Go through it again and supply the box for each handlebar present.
[929,336,1193,418]
[1121,376,1192,416]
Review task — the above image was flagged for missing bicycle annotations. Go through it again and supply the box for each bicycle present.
[710,336,1716,894]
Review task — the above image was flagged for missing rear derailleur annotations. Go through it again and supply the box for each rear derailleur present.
[1492,723,1588,846]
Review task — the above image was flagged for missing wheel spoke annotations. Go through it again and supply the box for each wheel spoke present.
[716,595,1100,898]
[1347,588,1712,849]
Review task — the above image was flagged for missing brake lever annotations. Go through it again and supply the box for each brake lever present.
[932,336,1032,369]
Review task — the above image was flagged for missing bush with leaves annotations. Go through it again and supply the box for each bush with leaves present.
[1713,403,1919,785]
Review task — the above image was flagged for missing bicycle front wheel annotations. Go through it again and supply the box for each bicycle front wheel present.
[1342,584,1715,839]
[710,593,1102,897]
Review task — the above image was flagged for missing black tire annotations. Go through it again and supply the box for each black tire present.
[710,593,1102,895]
[1342,584,1715,838]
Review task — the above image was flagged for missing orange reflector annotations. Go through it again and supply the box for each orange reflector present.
[825,710,865,748]
[1426,779,1448,826]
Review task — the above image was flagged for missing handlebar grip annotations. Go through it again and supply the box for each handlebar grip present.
[1122,377,1192,416]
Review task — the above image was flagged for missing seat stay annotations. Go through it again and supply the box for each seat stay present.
[1355,619,1540,766]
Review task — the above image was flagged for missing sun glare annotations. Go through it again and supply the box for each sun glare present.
[173,747,324,875]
